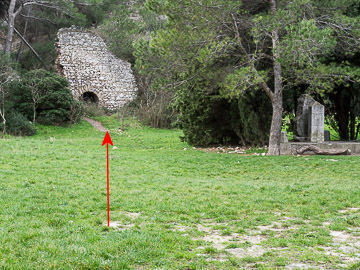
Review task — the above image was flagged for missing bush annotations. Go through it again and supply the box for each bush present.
[175,87,272,147]
[136,90,175,129]
[10,69,83,126]
[0,110,36,136]
[83,102,106,118]
[69,100,84,124]
[5,80,33,118]
[0,56,83,137]
[232,90,272,146]
[176,90,236,146]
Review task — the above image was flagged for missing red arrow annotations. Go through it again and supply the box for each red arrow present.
[102,131,113,227]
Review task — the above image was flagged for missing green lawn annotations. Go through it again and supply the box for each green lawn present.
[0,116,359,269]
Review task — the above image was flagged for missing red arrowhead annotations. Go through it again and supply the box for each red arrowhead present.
[102,131,113,146]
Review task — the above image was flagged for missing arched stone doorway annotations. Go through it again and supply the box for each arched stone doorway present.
[81,91,99,104]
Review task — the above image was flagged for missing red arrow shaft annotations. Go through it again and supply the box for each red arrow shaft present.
[107,143,110,227]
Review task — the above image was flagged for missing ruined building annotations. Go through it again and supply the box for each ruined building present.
[56,27,138,110]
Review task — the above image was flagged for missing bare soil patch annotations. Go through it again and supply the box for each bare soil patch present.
[103,212,141,231]
[171,209,360,268]
[83,117,107,132]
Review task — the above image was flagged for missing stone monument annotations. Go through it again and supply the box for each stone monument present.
[280,131,288,143]
[280,95,358,155]
[295,94,315,139]
[308,101,324,143]
[295,94,324,142]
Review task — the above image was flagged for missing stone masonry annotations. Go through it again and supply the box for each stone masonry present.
[308,101,325,143]
[295,94,325,142]
[56,27,138,110]
[295,94,316,138]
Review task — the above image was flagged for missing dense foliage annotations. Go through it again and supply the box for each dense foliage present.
[11,69,83,126]
[127,0,360,146]
[1,0,123,70]
[0,110,36,136]
[0,62,83,136]
[319,52,360,140]
[175,86,271,146]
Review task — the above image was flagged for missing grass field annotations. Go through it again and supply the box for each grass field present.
[0,116,360,269]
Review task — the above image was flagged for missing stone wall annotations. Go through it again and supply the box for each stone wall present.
[56,27,138,110]
[280,142,360,155]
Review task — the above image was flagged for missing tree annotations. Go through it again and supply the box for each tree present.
[314,1,360,140]
[20,69,82,126]
[223,0,360,154]
[137,0,360,154]
[100,0,166,62]
[0,53,17,137]
[5,0,20,55]
[26,77,41,123]
[227,0,285,155]
[3,0,87,55]
[324,82,360,140]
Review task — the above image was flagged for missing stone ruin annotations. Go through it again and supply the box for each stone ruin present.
[295,94,325,143]
[281,95,360,155]
[56,27,138,110]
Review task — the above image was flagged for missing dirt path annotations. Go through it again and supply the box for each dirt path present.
[83,117,107,132]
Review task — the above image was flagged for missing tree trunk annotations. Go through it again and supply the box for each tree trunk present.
[267,0,284,155]
[268,58,283,155]
[268,95,283,155]
[5,0,17,55]
[334,89,350,140]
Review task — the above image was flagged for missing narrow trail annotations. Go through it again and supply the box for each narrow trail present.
[83,117,107,132]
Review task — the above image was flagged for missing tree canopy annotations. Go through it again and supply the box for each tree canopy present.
[128,0,360,153]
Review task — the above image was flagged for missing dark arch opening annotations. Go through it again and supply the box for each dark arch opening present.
[81,92,99,104]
